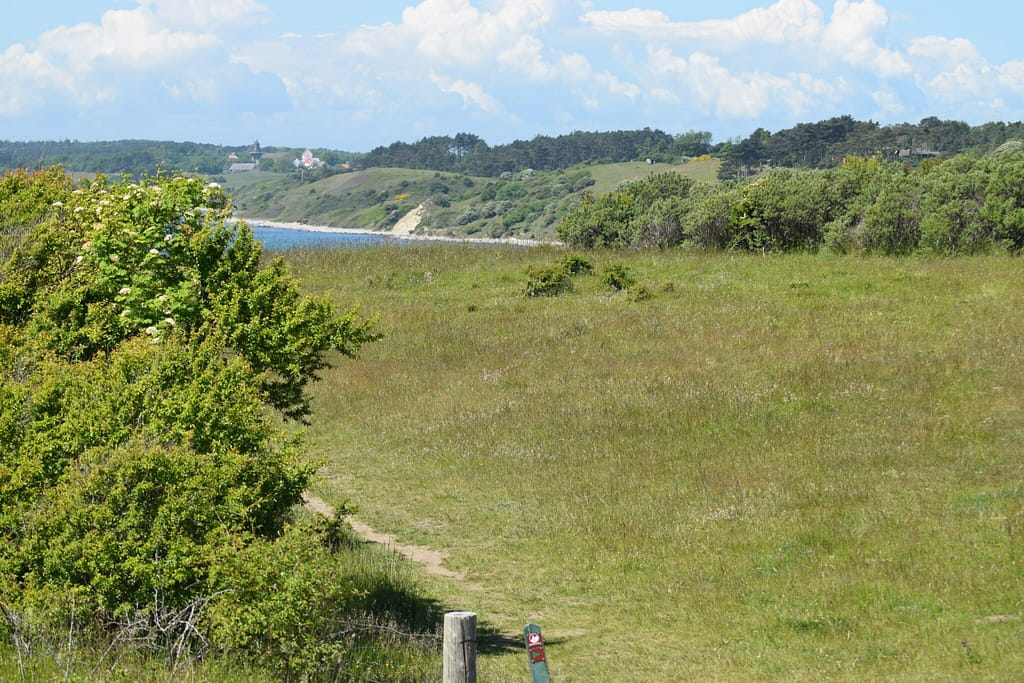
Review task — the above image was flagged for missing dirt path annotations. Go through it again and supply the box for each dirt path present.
[303,494,481,589]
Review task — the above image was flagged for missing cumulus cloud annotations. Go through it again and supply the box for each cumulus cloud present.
[582,0,824,46]
[872,87,904,116]
[429,73,502,113]
[820,0,910,77]
[5,1,1024,148]
[37,9,219,72]
[235,0,640,125]
[998,61,1024,94]
[908,35,982,66]
[582,0,911,78]
[0,44,81,116]
[140,0,270,29]
[647,47,838,119]
[905,35,1016,106]
[498,36,558,81]
[339,0,556,68]
[0,0,278,117]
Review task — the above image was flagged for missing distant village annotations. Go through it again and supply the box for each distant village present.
[225,140,346,173]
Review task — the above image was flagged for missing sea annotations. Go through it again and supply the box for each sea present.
[249,223,545,251]
[250,224,401,251]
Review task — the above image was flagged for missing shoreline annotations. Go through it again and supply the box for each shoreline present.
[234,217,558,247]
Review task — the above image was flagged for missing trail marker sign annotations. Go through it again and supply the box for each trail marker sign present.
[523,623,551,682]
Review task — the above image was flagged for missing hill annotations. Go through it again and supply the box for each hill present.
[219,158,721,240]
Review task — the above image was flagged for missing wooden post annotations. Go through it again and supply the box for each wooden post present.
[443,611,477,683]
[524,622,551,682]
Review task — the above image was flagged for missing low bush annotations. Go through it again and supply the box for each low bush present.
[602,263,636,290]
[561,254,593,275]
[523,264,572,297]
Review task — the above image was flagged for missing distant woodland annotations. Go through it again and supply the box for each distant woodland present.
[2,116,1024,179]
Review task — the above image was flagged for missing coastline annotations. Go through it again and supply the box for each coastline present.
[234,217,558,247]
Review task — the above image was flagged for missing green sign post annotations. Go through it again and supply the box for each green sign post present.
[523,623,551,682]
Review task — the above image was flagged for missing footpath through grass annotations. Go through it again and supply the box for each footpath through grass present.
[289,244,1023,681]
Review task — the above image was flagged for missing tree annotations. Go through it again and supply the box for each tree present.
[979,149,1024,252]
[1,172,378,419]
[671,130,713,158]
[556,172,700,248]
[726,169,838,251]
[0,169,380,661]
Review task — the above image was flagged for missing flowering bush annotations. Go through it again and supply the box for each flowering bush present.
[0,169,382,672]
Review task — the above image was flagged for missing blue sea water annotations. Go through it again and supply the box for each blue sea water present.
[251,224,400,251]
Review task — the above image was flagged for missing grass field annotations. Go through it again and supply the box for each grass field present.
[587,157,721,193]
[285,244,1022,681]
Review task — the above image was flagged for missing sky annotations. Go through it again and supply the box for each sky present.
[2,1,1023,151]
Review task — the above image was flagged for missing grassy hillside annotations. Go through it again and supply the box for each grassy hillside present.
[283,245,1022,681]
[219,158,720,241]
[587,156,720,193]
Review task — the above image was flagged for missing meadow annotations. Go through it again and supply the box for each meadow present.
[286,243,1023,681]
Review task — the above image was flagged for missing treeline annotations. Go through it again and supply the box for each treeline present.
[6,115,1024,181]
[0,139,246,176]
[358,128,713,175]
[718,115,1024,180]
[558,146,1024,255]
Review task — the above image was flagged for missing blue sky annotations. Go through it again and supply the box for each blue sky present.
[2,1,1022,151]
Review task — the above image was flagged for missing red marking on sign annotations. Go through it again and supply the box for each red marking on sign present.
[529,647,546,663]
[527,633,542,646]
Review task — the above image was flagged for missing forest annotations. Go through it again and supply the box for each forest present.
[715,115,1024,180]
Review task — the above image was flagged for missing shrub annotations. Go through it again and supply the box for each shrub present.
[602,264,636,290]
[626,283,653,302]
[560,254,593,276]
[0,168,383,671]
[524,264,572,297]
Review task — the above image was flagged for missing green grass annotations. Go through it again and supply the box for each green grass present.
[588,157,721,193]
[284,245,1023,681]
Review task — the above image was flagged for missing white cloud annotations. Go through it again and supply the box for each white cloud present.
[583,1,911,79]
[340,0,555,69]
[498,36,558,81]
[647,47,837,119]
[821,0,910,77]
[555,52,640,105]
[8,0,1024,148]
[37,9,219,71]
[582,0,824,46]
[906,35,1008,105]
[429,73,502,113]
[163,76,222,103]
[140,0,270,29]
[872,87,904,116]
[235,0,641,128]
[0,44,77,116]
[0,3,236,116]
[908,36,981,66]
[998,61,1024,94]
